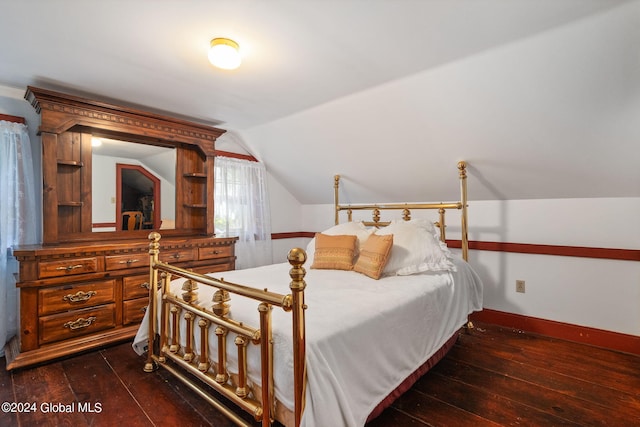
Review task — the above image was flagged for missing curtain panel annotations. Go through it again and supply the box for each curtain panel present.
[214,156,272,269]
[0,120,37,355]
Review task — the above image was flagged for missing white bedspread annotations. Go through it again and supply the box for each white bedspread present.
[133,256,482,427]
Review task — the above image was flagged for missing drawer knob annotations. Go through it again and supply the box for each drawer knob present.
[63,290,97,303]
[55,264,84,272]
[118,259,140,265]
[140,282,150,290]
[63,316,97,330]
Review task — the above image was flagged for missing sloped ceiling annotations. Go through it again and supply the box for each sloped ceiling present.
[0,0,637,203]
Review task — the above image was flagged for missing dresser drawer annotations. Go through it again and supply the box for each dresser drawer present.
[160,248,196,263]
[105,253,149,271]
[38,279,116,316]
[123,275,151,300]
[39,257,99,279]
[39,304,116,345]
[198,245,233,260]
[123,297,149,325]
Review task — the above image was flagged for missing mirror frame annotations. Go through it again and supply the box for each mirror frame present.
[26,86,226,244]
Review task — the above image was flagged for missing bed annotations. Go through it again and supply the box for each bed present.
[133,161,483,427]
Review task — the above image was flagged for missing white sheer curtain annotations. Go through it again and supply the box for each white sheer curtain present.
[214,156,272,269]
[1,121,37,356]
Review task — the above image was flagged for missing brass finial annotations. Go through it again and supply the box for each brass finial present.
[288,248,307,293]
[287,247,307,267]
[212,289,231,317]
[148,231,161,254]
[372,208,381,224]
[458,161,467,178]
[181,279,199,303]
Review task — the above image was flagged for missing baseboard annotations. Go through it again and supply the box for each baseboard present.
[471,309,640,356]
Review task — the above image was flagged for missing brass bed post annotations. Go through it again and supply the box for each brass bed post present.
[458,161,474,331]
[334,174,340,225]
[438,208,446,242]
[258,302,273,427]
[288,248,307,427]
[458,161,469,262]
[145,232,161,372]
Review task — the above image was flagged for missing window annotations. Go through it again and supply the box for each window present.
[214,156,272,268]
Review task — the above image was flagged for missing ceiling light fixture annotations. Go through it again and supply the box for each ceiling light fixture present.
[208,38,241,70]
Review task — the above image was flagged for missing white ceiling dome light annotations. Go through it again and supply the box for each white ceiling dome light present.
[208,38,241,70]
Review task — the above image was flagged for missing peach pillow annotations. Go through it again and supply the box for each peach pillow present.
[305,221,373,266]
[310,233,357,270]
[354,234,394,279]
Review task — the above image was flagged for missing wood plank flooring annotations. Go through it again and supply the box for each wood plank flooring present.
[1,323,638,426]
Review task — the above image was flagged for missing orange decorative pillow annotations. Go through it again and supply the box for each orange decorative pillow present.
[310,233,357,270]
[354,234,394,279]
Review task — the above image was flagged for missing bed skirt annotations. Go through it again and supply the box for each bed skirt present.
[366,331,459,422]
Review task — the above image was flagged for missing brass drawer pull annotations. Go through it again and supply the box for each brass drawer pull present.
[172,253,181,259]
[55,264,84,272]
[118,259,140,265]
[140,282,150,290]
[63,316,97,330]
[63,290,97,303]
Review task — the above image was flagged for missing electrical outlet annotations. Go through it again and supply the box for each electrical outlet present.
[516,280,525,293]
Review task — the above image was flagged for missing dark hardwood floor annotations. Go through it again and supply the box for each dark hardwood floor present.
[2,323,639,426]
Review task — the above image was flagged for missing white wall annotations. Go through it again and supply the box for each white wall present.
[266,171,307,263]
[468,197,640,336]
[241,2,640,206]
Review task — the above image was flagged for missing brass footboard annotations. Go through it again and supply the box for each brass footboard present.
[144,232,307,427]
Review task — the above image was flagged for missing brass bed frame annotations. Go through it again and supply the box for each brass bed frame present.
[143,161,469,427]
[334,161,469,261]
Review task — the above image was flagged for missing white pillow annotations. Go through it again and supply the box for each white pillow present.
[305,222,374,266]
[376,219,455,275]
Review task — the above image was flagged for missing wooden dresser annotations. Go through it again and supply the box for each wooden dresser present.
[5,87,236,370]
[6,236,236,370]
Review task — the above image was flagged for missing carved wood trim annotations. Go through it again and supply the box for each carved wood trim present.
[471,309,640,355]
[25,86,223,156]
[0,113,26,124]
[215,150,258,162]
[446,239,640,262]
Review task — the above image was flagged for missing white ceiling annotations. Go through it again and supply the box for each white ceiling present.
[1,0,638,203]
[0,0,627,129]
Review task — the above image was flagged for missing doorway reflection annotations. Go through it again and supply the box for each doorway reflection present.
[119,165,159,230]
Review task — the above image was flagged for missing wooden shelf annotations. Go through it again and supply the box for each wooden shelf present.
[57,160,84,167]
[183,172,207,178]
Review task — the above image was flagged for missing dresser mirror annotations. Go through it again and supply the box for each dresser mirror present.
[92,137,176,232]
[26,86,225,245]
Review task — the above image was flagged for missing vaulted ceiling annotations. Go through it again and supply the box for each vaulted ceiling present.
[1,0,638,203]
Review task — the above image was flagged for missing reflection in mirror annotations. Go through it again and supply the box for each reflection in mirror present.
[91,137,176,232]
[119,164,160,230]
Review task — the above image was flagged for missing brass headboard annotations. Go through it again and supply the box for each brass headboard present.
[334,161,469,261]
